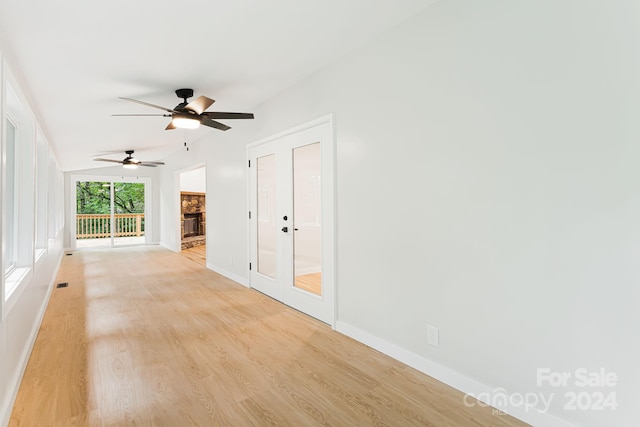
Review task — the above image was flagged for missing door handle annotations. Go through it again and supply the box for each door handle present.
[281,226,288,233]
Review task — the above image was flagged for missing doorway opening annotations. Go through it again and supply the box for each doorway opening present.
[179,166,206,265]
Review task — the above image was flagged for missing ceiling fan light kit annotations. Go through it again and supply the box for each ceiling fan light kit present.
[171,113,200,129]
[115,88,254,132]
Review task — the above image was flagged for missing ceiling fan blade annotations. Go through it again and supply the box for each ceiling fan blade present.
[94,158,124,164]
[201,119,231,131]
[139,160,165,167]
[112,114,170,117]
[93,149,127,156]
[202,112,254,120]
[184,96,215,115]
[119,97,176,113]
[165,121,176,130]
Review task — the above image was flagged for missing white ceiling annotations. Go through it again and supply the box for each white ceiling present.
[0,0,437,171]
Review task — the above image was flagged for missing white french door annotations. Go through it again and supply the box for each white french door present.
[249,117,335,325]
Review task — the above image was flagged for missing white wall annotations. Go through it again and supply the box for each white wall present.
[159,1,639,426]
[158,140,248,286]
[179,167,206,193]
[0,47,66,427]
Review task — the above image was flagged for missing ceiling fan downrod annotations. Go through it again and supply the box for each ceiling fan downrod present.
[175,88,194,105]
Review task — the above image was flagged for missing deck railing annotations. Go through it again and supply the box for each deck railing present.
[76,214,144,239]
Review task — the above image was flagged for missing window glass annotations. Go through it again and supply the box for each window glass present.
[4,118,18,273]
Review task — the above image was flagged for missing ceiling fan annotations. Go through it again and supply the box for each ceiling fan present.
[94,150,165,169]
[114,88,255,131]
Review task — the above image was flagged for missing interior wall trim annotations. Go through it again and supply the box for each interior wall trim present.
[206,262,249,288]
[334,320,576,427]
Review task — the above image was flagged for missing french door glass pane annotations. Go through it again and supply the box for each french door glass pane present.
[113,182,145,246]
[257,154,277,278]
[76,181,111,248]
[293,142,322,295]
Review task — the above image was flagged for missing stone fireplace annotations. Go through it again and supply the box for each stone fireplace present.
[181,192,205,249]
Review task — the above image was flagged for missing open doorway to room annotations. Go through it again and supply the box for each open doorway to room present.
[179,166,206,265]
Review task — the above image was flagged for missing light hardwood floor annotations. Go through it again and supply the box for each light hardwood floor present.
[294,272,321,295]
[181,244,206,265]
[10,246,529,426]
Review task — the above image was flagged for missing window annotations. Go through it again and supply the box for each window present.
[3,80,35,302]
[4,118,18,274]
[35,131,49,258]
[48,152,58,240]
[1,63,63,312]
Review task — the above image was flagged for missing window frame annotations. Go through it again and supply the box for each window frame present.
[4,115,18,276]
[71,174,152,249]
[2,70,36,312]
[34,129,49,261]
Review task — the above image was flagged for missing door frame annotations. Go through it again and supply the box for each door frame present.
[246,114,336,327]
[70,174,152,249]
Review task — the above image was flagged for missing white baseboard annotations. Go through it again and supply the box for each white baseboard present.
[0,251,63,427]
[334,320,576,427]
[158,241,178,252]
[206,263,249,287]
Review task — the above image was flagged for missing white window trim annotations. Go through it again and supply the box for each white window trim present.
[5,267,29,300]
[2,64,37,314]
[35,127,49,256]
[4,115,18,276]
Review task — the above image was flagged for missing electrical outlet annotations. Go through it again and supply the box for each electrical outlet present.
[427,325,439,348]
[230,256,234,266]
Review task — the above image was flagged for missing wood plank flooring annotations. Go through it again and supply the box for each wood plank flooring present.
[181,244,206,265]
[294,272,321,295]
[9,246,529,426]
